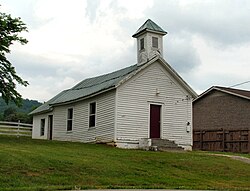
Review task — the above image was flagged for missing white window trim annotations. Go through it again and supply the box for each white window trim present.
[66,108,73,132]
[140,38,145,51]
[152,37,158,48]
[40,118,45,136]
[88,102,97,128]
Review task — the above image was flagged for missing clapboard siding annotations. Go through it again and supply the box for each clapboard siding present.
[32,112,53,139]
[116,61,192,146]
[163,92,192,146]
[52,90,115,142]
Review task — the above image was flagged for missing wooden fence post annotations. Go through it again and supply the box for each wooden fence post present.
[222,129,225,152]
[239,130,242,153]
[200,130,203,150]
[248,130,250,153]
[17,120,20,138]
[0,121,32,137]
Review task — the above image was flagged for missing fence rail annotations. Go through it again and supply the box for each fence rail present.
[0,121,32,137]
[193,129,250,153]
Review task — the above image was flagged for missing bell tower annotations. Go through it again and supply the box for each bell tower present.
[132,19,167,65]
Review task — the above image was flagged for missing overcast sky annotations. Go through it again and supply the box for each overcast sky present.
[1,0,250,102]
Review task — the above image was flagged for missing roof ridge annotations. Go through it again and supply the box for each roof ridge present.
[215,86,250,99]
[73,67,137,90]
[194,86,250,103]
[31,56,198,114]
[216,86,250,92]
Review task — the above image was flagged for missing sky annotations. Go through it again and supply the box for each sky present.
[1,0,250,102]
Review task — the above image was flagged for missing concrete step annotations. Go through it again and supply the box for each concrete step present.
[151,139,184,151]
[157,146,185,152]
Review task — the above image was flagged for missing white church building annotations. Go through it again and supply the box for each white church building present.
[30,19,197,150]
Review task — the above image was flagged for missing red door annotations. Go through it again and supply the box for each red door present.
[150,104,161,138]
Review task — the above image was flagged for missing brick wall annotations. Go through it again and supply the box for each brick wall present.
[193,90,250,130]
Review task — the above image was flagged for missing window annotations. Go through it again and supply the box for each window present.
[89,102,96,127]
[67,108,73,131]
[152,37,158,48]
[40,119,45,136]
[140,38,144,50]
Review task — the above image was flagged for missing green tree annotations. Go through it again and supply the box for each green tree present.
[0,113,3,121]
[0,6,29,106]
[3,106,16,118]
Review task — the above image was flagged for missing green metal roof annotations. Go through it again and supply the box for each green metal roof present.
[132,19,167,38]
[30,63,143,115]
[29,90,68,115]
[30,55,197,116]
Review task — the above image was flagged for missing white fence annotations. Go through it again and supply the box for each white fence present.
[0,121,32,137]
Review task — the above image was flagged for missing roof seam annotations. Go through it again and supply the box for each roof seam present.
[73,69,137,90]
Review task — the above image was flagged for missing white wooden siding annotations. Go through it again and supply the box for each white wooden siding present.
[32,112,52,139]
[116,61,193,147]
[52,90,116,142]
[137,32,164,64]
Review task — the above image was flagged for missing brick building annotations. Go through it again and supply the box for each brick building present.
[193,86,250,130]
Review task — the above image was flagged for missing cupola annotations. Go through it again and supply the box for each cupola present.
[132,19,167,65]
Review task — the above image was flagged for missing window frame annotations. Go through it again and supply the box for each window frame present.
[89,102,96,128]
[152,37,158,48]
[140,38,144,51]
[67,108,73,131]
[40,118,45,136]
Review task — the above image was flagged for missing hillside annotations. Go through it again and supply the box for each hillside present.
[0,97,42,123]
[0,135,249,191]
[0,97,42,114]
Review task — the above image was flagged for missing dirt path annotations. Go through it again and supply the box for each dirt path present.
[208,153,250,164]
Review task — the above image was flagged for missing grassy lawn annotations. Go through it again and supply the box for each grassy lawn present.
[0,136,249,191]
[202,151,250,159]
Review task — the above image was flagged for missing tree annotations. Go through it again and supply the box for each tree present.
[3,106,16,118]
[0,6,29,106]
[3,106,32,123]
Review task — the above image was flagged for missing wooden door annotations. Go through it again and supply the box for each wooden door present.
[150,104,161,138]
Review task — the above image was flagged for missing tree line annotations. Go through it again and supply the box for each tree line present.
[0,97,41,124]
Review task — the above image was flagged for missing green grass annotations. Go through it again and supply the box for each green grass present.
[201,151,250,159]
[0,136,249,191]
